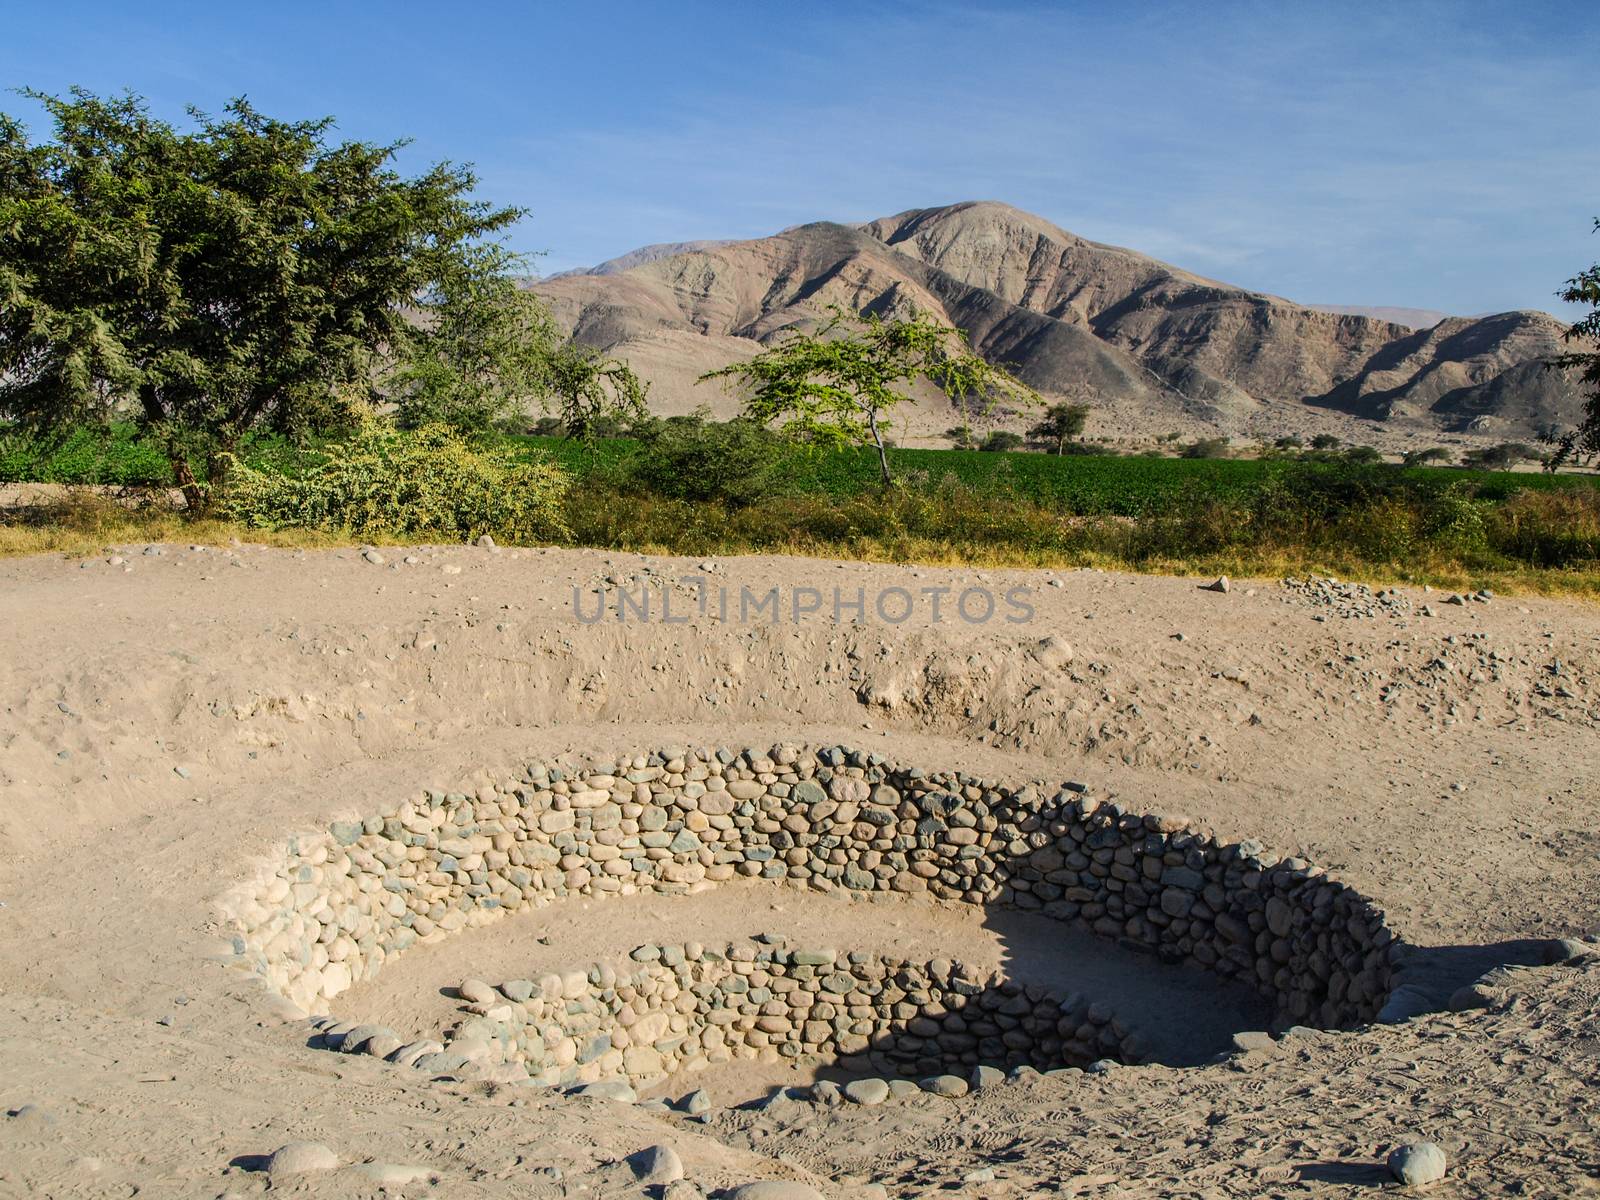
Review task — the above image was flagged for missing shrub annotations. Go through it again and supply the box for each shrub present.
[220,421,569,542]
[1181,436,1232,459]
[625,415,791,506]
[1487,487,1600,567]
[1421,485,1490,556]
[979,430,1025,452]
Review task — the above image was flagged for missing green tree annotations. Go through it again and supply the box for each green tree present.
[1462,442,1542,470]
[1028,401,1090,454]
[393,266,561,433]
[543,342,649,440]
[0,88,522,509]
[700,305,1039,485]
[1549,217,1600,467]
[1310,433,1342,451]
[1401,446,1452,467]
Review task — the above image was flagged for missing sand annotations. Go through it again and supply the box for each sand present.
[0,542,1596,1197]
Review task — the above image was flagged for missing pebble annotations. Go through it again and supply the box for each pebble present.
[628,1144,684,1184]
[921,1074,969,1098]
[361,548,385,565]
[475,534,496,548]
[7,1103,55,1126]
[265,1141,338,1177]
[1387,1142,1447,1187]
[970,1064,1004,1089]
[681,1089,712,1116]
[724,1183,825,1200]
[1203,575,1230,593]
[843,1077,890,1106]
[458,979,495,1005]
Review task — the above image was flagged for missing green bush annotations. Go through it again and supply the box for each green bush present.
[625,415,791,506]
[220,421,569,542]
[979,430,1025,452]
[0,425,172,486]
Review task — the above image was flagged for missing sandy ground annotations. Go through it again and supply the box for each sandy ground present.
[0,542,1597,1197]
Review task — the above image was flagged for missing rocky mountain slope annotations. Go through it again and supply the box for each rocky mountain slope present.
[1306,303,1450,330]
[531,201,1583,447]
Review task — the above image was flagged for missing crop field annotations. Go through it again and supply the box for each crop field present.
[5,424,1595,517]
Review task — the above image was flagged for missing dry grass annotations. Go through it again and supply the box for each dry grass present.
[6,484,1598,600]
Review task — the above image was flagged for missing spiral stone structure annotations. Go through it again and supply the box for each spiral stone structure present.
[223,743,1400,1092]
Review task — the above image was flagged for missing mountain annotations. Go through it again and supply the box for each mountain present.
[529,200,1584,446]
[1305,304,1450,330]
[543,239,740,280]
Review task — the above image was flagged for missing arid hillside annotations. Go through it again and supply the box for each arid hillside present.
[533,201,1583,450]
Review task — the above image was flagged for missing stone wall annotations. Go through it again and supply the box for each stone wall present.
[224,744,1398,1033]
[375,943,1140,1089]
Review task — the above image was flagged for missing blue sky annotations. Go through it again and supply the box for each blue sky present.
[4,1,1596,315]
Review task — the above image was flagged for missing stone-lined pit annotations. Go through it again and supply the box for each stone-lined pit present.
[323,942,1141,1090]
[224,743,1400,1092]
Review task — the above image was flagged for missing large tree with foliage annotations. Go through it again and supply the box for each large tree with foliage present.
[700,305,1039,485]
[0,88,525,508]
[1549,218,1600,468]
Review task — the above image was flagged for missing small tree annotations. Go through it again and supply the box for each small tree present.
[0,89,524,509]
[1402,447,1452,467]
[543,342,649,441]
[1462,442,1542,470]
[1548,217,1600,468]
[1310,433,1342,451]
[700,305,1039,485]
[1028,401,1090,454]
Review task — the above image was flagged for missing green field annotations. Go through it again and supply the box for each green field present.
[4,423,1594,517]
[515,436,1594,514]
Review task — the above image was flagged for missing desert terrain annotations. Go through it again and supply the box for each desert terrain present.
[1,542,1598,1198]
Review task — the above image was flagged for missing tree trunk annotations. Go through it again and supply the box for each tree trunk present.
[170,454,206,513]
[868,413,892,486]
[206,446,233,511]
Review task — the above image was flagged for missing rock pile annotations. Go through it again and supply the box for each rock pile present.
[1281,576,1414,620]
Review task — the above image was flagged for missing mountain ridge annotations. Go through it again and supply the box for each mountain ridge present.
[530,201,1582,447]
